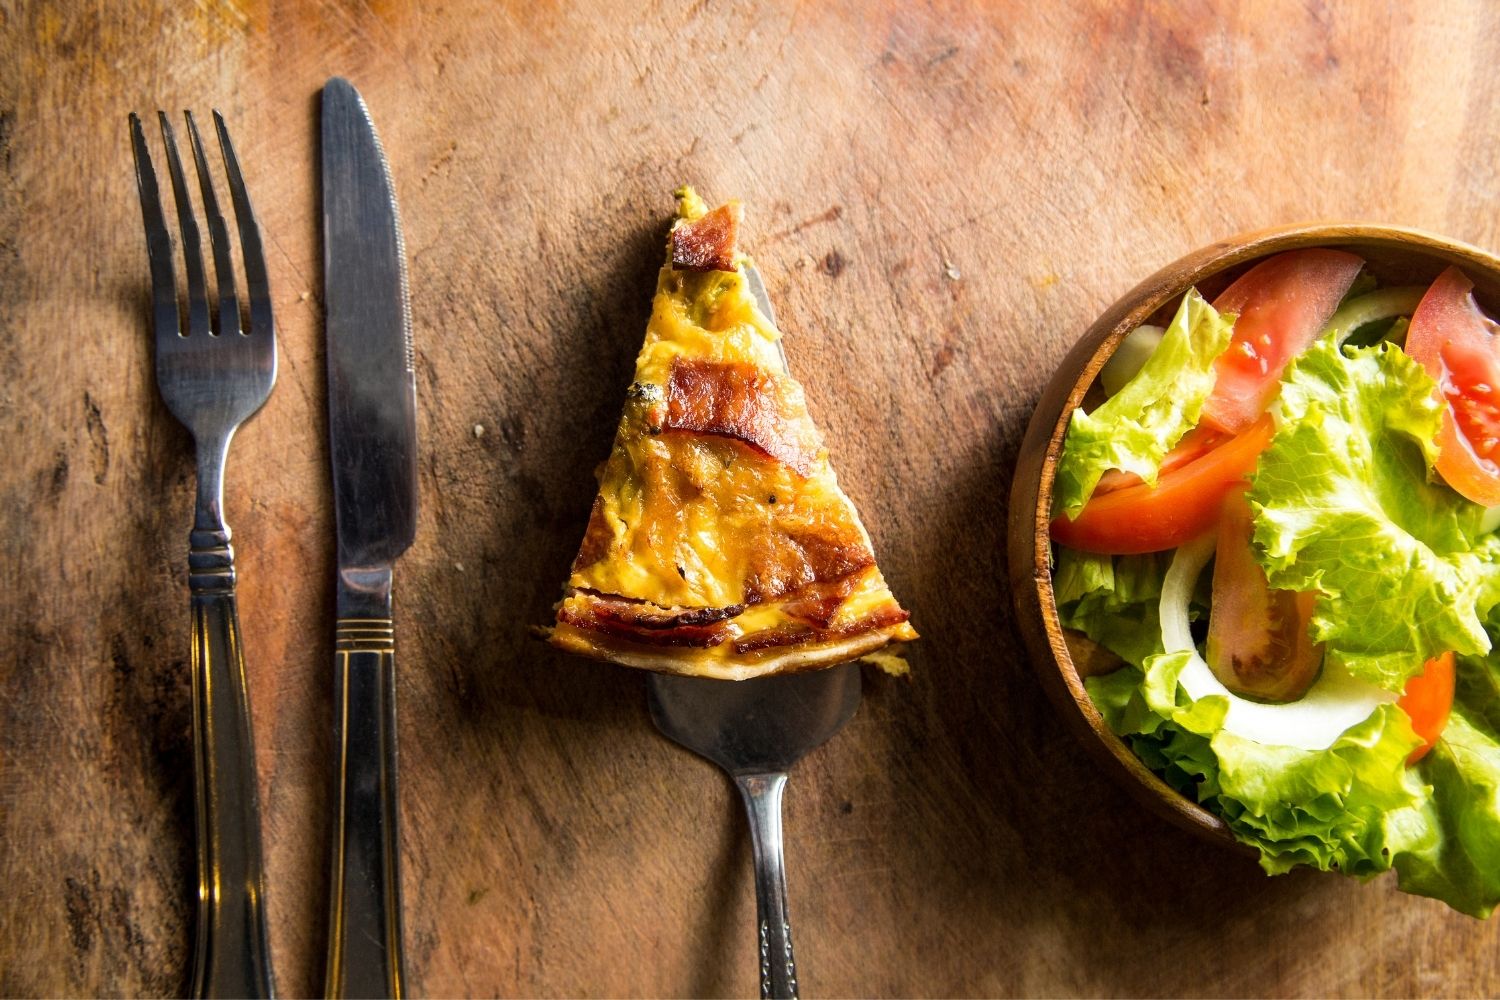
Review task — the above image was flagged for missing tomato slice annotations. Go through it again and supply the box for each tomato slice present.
[1200,249,1365,434]
[1405,267,1500,506]
[1204,492,1323,703]
[1399,651,1455,765]
[1051,415,1275,554]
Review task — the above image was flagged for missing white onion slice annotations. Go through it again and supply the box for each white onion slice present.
[1159,535,1394,751]
[1099,324,1165,396]
[1323,286,1426,346]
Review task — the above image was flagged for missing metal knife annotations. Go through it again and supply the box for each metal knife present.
[321,76,417,1000]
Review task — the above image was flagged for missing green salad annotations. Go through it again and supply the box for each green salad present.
[1051,248,1500,915]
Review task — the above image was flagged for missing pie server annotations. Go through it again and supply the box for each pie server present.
[647,266,861,1000]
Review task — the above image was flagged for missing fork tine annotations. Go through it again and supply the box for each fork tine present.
[156,112,212,340]
[184,110,242,338]
[213,110,273,340]
[129,113,182,342]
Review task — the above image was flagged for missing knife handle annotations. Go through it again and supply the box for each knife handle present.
[326,616,406,1000]
[188,525,276,999]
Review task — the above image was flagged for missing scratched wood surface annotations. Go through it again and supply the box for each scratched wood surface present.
[5,1,1500,996]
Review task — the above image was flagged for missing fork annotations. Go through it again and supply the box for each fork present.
[130,110,277,999]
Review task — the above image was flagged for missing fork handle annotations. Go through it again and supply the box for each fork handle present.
[188,526,276,999]
[325,574,406,1000]
[736,772,799,1000]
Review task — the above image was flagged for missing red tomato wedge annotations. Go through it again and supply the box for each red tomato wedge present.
[1200,249,1365,434]
[1204,492,1323,703]
[1051,415,1275,554]
[1406,267,1500,507]
[1399,651,1455,765]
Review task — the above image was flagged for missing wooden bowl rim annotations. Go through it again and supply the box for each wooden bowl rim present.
[1009,221,1500,850]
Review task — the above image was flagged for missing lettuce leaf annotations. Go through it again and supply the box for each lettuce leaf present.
[1319,630,1500,916]
[1393,706,1500,918]
[1054,290,1235,518]
[1248,340,1500,690]
[1088,636,1500,915]
[1455,612,1500,733]
[1053,548,1171,669]
[1088,654,1430,879]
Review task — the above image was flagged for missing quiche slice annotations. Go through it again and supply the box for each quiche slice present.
[548,188,917,681]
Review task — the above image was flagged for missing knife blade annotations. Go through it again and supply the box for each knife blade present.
[321,75,415,1000]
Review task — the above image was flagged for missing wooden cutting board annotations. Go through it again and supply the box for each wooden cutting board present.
[5,1,1500,995]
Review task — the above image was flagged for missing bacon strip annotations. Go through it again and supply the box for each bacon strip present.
[584,596,746,629]
[558,598,742,648]
[664,358,822,475]
[564,565,896,655]
[743,524,874,605]
[778,573,866,628]
[671,202,743,272]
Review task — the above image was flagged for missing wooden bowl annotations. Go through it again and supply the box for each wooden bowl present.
[1007,223,1500,849]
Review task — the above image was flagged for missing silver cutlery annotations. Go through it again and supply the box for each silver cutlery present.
[320,76,417,1000]
[129,109,277,999]
[647,266,862,1000]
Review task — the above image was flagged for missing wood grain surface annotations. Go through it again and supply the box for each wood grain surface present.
[4,1,1500,996]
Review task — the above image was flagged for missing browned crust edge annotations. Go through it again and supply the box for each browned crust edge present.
[548,618,917,681]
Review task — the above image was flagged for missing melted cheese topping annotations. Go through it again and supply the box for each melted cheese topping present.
[574,430,873,606]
